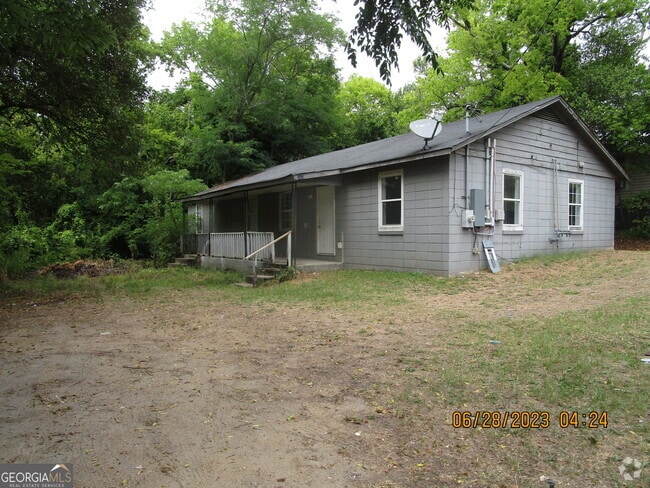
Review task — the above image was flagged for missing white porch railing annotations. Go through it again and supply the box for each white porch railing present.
[247,232,276,262]
[209,232,275,260]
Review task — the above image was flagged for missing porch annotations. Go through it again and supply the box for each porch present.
[198,255,343,274]
[182,231,342,274]
[183,182,343,271]
[182,232,276,261]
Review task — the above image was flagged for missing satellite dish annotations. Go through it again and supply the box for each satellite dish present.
[409,115,442,150]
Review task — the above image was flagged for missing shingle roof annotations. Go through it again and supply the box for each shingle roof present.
[184,96,626,201]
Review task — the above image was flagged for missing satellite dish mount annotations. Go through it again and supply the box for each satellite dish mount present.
[409,116,443,150]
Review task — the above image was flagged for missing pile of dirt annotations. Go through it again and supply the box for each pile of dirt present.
[38,259,127,279]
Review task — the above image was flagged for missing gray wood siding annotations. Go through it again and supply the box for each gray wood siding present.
[447,116,616,275]
[338,158,450,274]
[495,113,618,179]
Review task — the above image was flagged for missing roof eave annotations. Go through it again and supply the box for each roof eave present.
[181,175,297,202]
[340,148,452,175]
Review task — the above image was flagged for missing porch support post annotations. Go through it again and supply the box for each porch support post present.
[180,203,186,255]
[287,232,292,268]
[291,182,297,267]
[243,190,249,258]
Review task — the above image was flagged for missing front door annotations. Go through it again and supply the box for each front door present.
[316,186,335,255]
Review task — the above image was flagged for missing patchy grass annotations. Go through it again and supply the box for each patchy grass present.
[1,265,474,310]
[2,250,648,486]
[0,266,243,302]
[236,269,476,310]
[362,295,649,486]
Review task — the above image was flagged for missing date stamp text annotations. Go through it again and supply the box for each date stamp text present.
[451,411,608,429]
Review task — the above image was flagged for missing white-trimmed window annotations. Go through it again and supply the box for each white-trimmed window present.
[378,170,404,232]
[568,180,584,230]
[502,169,523,231]
[279,192,292,230]
[194,205,204,233]
[187,203,203,234]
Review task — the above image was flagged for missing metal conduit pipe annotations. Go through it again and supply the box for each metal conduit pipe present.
[464,145,469,208]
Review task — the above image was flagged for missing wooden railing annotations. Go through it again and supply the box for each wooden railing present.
[247,232,276,261]
[246,230,292,287]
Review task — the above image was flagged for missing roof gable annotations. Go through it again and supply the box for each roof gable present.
[185,96,627,201]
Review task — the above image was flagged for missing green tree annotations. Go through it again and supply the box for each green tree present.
[401,0,649,172]
[0,114,91,235]
[0,0,150,182]
[346,0,475,84]
[566,24,650,171]
[333,75,401,148]
[140,90,195,172]
[0,0,153,277]
[97,170,207,264]
[156,0,344,185]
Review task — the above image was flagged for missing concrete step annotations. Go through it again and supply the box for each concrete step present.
[172,255,199,267]
[246,274,276,285]
[261,266,286,274]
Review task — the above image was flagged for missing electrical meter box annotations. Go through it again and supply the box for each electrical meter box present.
[461,210,475,228]
[469,189,486,226]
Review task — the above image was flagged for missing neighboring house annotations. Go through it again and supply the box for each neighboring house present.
[616,166,650,232]
[618,168,650,201]
[182,96,628,276]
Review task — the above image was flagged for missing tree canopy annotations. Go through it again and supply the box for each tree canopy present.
[333,75,401,147]
[400,0,649,170]
[346,0,475,84]
[0,0,151,236]
[0,0,150,174]
[155,0,344,185]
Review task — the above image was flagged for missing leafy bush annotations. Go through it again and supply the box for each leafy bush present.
[97,169,206,266]
[0,204,94,279]
[276,266,297,283]
[618,191,650,238]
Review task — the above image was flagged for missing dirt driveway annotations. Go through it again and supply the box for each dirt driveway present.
[1,250,648,487]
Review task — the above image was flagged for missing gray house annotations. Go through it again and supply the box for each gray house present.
[182,96,628,276]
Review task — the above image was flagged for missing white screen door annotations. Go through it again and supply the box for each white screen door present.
[316,186,335,255]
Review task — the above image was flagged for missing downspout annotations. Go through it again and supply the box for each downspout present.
[485,138,496,223]
[464,146,469,208]
[490,139,496,223]
[484,139,491,222]
[291,182,297,268]
[553,159,560,231]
